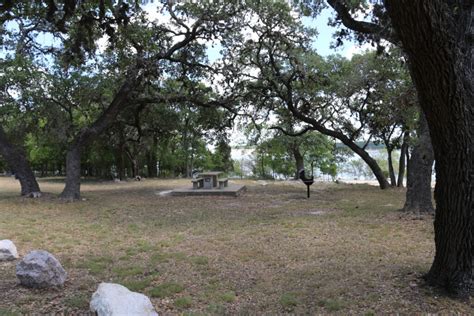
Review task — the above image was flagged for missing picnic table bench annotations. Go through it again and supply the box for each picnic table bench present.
[192,177,204,189]
[218,178,228,189]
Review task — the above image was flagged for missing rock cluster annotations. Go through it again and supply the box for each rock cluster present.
[3,242,158,314]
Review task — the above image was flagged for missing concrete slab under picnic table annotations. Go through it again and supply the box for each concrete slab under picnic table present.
[171,183,246,197]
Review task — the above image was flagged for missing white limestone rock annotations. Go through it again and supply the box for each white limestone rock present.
[90,283,158,316]
[0,239,19,261]
[16,250,67,288]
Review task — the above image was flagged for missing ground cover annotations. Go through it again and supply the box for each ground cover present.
[0,177,471,314]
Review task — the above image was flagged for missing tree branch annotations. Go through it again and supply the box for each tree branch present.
[326,0,398,44]
[270,125,313,137]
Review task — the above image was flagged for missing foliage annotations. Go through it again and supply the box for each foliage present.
[0,1,242,180]
[255,130,337,179]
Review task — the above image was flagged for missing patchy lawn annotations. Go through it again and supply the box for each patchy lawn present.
[0,177,471,314]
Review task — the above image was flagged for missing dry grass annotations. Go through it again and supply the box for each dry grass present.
[0,176,471,314]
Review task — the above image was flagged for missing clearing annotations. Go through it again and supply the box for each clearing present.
[0,177,471,314]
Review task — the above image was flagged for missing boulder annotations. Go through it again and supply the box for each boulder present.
[16,250,67,288]
[90,283,158,316]
[0,240,19,261]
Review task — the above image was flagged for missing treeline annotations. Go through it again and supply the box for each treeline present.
[19,133,234,180]
[12,103,235,180]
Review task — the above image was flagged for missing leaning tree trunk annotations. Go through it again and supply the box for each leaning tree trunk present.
[343,140,391,189]
[286,103,390,188]
[0,127,41,197]
[403,114,434,213]
[386,0,473,296]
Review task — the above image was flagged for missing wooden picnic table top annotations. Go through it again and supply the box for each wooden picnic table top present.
[198,171,223,176]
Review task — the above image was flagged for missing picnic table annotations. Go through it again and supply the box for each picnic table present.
[198,171,223,189]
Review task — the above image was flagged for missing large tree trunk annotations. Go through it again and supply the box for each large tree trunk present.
[147,151,157,178]
[292,145,305,179]
[125,147,139,178]
[132,159,139,178]
[0,127,41,197]
[147,137,158,178]
[60,146,82,201]
[403,114,434,213]
[386,0,473,296]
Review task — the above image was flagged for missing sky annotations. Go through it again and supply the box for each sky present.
[306,8,372,58]
[203,7,371,62]
[305,8,346,57]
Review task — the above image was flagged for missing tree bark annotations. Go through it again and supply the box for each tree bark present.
[147,151,157,178]
[386,147,396,186]
[403,114,434,214]
[292,145,305,179]
[125,147,139,178]
[386,0,473,296]
[61,145,82,201]
[147,137,158,178]
[0,127,41,197]
[132,158,139,178]
[397,133,408,187]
